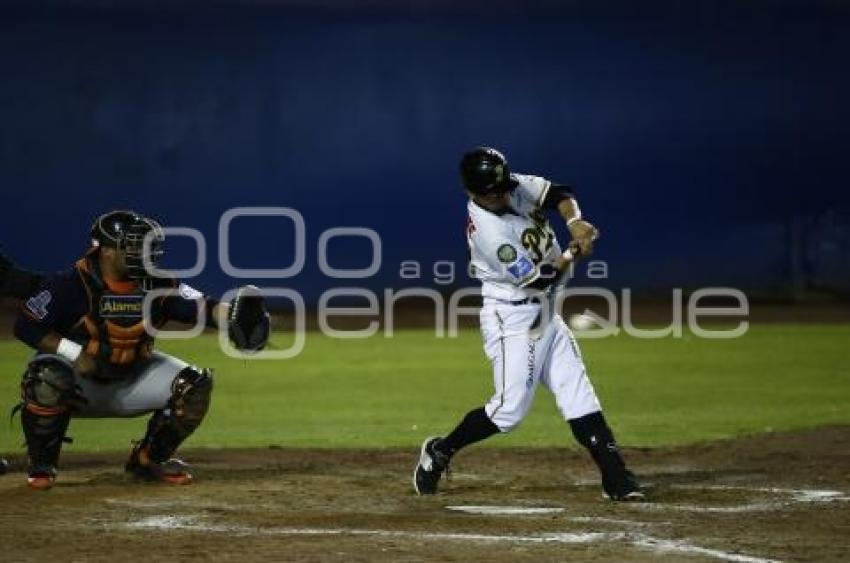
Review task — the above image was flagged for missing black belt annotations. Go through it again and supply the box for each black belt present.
[489,295,547,306]
[497,297,542,306]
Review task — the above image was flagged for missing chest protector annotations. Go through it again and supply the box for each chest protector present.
[73,256,163,366]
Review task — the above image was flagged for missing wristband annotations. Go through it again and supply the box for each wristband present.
[567,201,583,226]
[57,338,83,363]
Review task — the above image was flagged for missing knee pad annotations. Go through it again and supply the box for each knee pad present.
[141,366,213,462]
[21,355,86,413]
[18,356,81,468]
[169,366,213,426]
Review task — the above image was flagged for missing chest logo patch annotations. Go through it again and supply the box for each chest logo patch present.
[507,256,535,280]
[497,244,518,264]
[99,295,144,319]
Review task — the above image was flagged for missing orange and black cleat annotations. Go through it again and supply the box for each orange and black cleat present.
[125,444,193,485]
[27,465,57,491]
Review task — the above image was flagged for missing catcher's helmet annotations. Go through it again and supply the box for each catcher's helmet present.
[90,210,164,283]
[459,146,516,195]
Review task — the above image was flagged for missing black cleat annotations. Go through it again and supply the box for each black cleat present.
[604,470,644,501]
[413,437,450,495]
[612,490,646,501]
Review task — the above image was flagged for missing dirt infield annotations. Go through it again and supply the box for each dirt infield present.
[1,427,848,562]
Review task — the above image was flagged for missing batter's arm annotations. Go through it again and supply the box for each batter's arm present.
[524,240,581,290]
[543,185,599,255]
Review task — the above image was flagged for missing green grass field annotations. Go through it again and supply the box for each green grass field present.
[1,324,848,453]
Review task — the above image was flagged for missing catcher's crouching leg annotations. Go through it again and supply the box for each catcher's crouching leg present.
[18,356,85,490]
[126,365,213,485]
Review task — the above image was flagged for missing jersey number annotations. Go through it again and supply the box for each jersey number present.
[521,225,553,264]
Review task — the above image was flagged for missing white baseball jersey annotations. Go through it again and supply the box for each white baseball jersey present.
[466,173,602,431]
[466,174,563,302]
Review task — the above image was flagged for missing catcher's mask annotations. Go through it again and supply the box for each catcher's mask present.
[459,146,518,196]
[90,210,164,288]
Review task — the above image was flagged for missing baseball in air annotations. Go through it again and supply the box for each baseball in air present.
[568,314,597,331]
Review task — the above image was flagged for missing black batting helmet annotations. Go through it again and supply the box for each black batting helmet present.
[90,210,164,284]
[459,146,516,195]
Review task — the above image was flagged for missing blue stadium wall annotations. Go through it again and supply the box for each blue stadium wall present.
[1,1,848,302]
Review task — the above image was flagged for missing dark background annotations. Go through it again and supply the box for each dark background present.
[1,0,848,303]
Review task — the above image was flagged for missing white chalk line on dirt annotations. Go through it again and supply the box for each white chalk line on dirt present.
[104,497,236,510]
[631,500,778,514]
[568,516,657,527]
[673,485,850,503]
[631,536,780,563]
[122,515,780,563]
[630,485,850,513]
[445,505,565,515]
[444,507,658,528]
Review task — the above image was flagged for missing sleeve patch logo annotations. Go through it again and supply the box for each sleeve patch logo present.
[178,283,204,300]
[497,244,518,264]
[25,290,52,320]
[507,256,534,280]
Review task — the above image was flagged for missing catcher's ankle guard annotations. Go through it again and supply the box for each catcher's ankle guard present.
[15,355,85,469]
[140,365,213,462]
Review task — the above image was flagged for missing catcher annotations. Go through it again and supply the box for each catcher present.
[13,210,269,490]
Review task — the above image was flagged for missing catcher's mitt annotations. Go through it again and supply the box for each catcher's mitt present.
[228,285,270,352]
